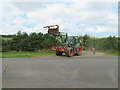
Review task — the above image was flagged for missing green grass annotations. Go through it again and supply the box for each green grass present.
[83,50,120,56]
[0,52,1,58]
[1,50,55,58]
[105,50,120,56]
[2,37,12,40]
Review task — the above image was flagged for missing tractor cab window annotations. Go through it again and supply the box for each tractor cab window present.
[68,38,74,44]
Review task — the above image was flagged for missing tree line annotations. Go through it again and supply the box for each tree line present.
[2,31,59,52]
[2,35,13,38]
[79,34,120,51]
[1,31,119,52]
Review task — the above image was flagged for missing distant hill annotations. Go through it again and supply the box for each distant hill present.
[2,35,13,38]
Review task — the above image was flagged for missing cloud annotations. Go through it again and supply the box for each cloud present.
[0,2,118,37]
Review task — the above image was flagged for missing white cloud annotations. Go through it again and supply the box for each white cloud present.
[2,0,119,2]
[0,2,118,37]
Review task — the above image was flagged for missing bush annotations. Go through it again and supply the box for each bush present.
[2,39,13,52]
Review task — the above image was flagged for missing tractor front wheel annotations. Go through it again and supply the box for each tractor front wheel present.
[67,48,74,57]
[56,51,63,56]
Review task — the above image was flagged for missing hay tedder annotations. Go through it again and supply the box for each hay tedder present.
[44,25,82,57]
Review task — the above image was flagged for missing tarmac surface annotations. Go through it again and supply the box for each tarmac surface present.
[2,52,118,88]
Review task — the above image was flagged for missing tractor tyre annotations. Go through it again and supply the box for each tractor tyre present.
[76,47,82,56]
[56,51,63,56]
[66,48,74,57]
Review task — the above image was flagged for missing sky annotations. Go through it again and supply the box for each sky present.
[0,0,118,37]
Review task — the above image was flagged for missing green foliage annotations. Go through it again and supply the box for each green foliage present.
[118,37,120,51]
[79,34,91,50]
[102,36,116,50]
[2,31,59,52]
[11,31,29,51]
[0,37,2,51]
[41,34,59,49]
[2,31,119,52]
[2,39,13,52]
[78,35,119,52]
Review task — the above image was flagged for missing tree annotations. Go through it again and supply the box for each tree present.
[2,39,13,52]
[82,34,90,50]
[104,36,117,51]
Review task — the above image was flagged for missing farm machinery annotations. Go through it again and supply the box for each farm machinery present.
[44,25,82,57]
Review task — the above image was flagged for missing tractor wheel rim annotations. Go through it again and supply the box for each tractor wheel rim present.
[70,49,73,55]
[78,48,81,54]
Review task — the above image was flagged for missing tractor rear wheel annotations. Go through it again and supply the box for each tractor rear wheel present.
[56,51,63,56]
[76,47,82,56]
[66,48,74,57]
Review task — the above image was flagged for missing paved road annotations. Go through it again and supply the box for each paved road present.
[2,53,118,88]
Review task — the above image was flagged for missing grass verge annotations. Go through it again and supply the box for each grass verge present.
[2,37,12,40]
[105,50,120,56]
[1,50,55,58]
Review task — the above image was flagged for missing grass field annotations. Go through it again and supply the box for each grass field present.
[1,50,119,58]
[83,50,120,56]
[1,50,55,58]
[105,50,120,56]
[2,37,12,40]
